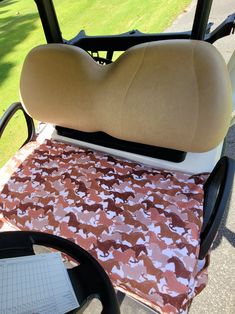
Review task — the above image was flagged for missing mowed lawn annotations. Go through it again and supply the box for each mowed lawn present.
[0,0,191,166]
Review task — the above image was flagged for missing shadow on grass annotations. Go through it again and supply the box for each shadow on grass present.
[0,10,9,15]
[0,0,38,87]
[0,0,17,8]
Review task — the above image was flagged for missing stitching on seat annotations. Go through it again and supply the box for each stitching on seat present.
[190,43,200,151]
[122,44,148,104]
[120,44,148,137]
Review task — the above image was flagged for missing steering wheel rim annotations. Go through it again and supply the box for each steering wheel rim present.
[0,231,120,314]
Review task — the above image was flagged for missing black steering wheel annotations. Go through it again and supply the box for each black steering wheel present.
[0,231,120,314]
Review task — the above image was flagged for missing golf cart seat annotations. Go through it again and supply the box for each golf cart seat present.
[0,40,233,314]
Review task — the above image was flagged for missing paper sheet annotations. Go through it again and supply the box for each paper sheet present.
[0,252,79,314]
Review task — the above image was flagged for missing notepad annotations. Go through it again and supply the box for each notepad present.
[0,252,79,314]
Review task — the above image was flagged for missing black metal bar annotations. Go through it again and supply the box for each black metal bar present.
[34,0,63,43]
[106,51,114,61]
[66,22,215,53]
[0,102,35,147]
[206,13,235,43]
[191,0,213,40]
[199,157,235,260]
[67,29,192,51]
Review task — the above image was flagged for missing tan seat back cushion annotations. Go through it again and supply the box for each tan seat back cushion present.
[20,40,232,152]
[228,50,235,110]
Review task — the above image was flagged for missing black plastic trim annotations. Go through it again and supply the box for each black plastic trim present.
[67,29,192,52]
[64,16,234,55]
[206,13,235,43]
[56,126,186,163]
[66,21,213,53]
[0,102,35,147]
[199,156,235,260]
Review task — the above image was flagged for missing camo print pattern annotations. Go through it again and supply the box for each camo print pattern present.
[0,139,209,314]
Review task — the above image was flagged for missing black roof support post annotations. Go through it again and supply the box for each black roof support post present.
[34,0,63,43]
[191,0,213,40]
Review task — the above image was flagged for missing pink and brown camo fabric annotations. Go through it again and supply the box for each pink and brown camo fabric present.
[0,139,209,313]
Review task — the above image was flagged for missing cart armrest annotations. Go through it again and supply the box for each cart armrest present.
[199,156,235,259]
[0,102,35,147]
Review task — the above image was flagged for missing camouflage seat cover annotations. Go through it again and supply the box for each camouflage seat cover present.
[0,139,209,314]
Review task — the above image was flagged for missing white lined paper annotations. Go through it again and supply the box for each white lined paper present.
[0,252,79,314]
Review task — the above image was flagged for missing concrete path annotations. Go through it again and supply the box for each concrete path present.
[166,0,235,62]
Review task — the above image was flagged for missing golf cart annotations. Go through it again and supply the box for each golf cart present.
[0,0,235,313]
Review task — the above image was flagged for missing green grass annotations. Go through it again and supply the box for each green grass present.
[0,0,191,167]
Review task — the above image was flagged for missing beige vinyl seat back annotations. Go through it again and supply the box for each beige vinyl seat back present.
[20,40,232,153]
[228,50,235,112]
